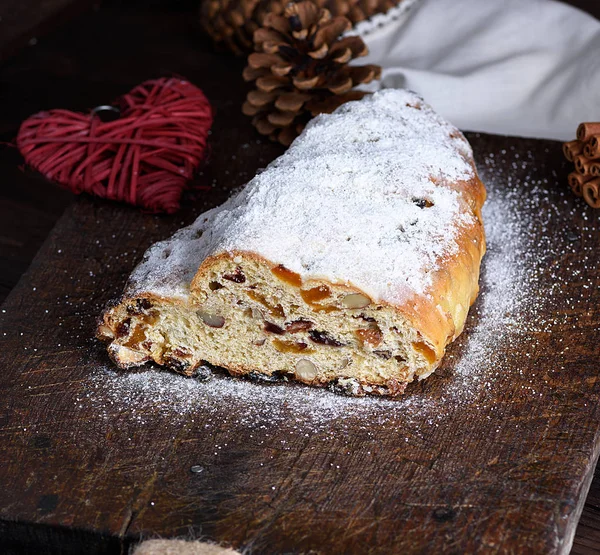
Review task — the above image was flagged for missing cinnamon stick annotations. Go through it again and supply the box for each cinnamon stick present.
[574,155,592,175]
[582,178,600,208]
[590,162,600,176]
[563,139,583,161]
[577,122,600,142]
[583,134,600,158]
[568,172,590,197]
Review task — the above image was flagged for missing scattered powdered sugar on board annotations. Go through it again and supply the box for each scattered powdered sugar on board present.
[86,142,592,433]
[442,143,595,403]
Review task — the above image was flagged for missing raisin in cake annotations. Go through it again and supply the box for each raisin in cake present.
[98,89,486,396]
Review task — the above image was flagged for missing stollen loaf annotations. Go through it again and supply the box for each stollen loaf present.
[97,89,486,396]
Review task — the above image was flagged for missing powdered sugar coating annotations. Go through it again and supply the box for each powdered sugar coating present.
[126,89,475,305]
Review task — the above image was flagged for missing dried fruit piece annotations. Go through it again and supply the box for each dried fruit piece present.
[309,329,343,346]
[413,198,434,209]
[355,327,383,347]
[271,264,302,286]
[301,285,331,304]
[223,267,246,283]
[126,298,153,315]
[116,318,131,338]
[285,319,313,333]
[124,325,146,348]
[246,289,286,317]
[272,339,311,353]
[264,321,285,334]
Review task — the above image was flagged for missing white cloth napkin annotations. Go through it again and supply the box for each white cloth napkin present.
[357,0,600,140]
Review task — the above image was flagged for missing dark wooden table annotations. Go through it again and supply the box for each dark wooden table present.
[0,1,599,553]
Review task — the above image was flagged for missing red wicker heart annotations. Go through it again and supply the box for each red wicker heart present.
[17,77,213,214]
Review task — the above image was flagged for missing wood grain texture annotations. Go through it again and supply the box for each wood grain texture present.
[0,2,599,554]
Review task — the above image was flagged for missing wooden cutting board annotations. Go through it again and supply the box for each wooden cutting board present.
[1,125,599,554]
[1,8,600,555]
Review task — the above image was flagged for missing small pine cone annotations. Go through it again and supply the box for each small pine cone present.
[200,0,403,56]
[242,1,381,145]
[200,0,272,55]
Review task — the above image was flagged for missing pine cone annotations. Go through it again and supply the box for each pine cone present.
[242,1,381,145]
[201,0,403,56]
[200,0,286,55]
